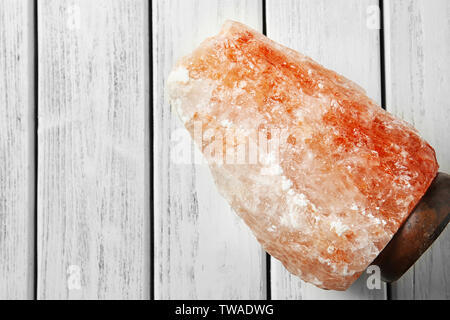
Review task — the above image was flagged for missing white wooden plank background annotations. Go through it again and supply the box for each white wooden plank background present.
[384,0,450,300]
[266,0,386,300]
[0,0,448,300]
[153,0,267,299]
[0,0,35,300]
[37,0,150,299]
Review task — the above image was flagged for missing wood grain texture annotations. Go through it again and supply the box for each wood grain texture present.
[0,0,35,300]
[37,0,150,299]
[266,0,386,299]
[153,0,267,299]
[384,0,450,300]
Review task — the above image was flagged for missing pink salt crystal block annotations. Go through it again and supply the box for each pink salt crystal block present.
[167,21,438,290]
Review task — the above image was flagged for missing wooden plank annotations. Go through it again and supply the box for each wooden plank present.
[384,0,450,300]
[0,0,35,300]
[266,0,386,299]
[153,0,266,299]
[37,0,150,299]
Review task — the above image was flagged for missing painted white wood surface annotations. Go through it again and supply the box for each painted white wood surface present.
[266,0,386,300]
[0,0,35,300]
[384,0,450,300]
[0,0,446,301]
[153,0,267,299]
[37,0,150,299]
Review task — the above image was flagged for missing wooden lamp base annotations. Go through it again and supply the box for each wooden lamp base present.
[372,172,450,282]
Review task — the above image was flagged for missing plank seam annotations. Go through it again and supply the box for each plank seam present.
[150,0,155,301]
[33,0,38,301]
[262,0,267,36]
[379,0,387,111]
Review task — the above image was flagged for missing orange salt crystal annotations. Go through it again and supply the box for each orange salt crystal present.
[167,21,438,290]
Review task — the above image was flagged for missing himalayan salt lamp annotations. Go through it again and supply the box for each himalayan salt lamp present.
[167,21,438,290]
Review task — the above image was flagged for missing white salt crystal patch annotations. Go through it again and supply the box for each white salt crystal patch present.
[281,191,318,229]
[221,119,232,128]
[331,99,340,108]
[365,211,385,226]
[341,265,356,276]
[351,204,358,210]
[203,129,214,140]
[327,245,335,254]
[330,220,349,236]
[260,152,276,165]
[396,163,408,171]
[279,215,291,227]
[318,257,337,272]
[318,256,330,265]
[167,66,190,84]
[260,163,283,175]
[281,176,293,191]
[232,87,246,97]
[292,193,308,208]
[318,82,324,89]
[294,109,304,121]
[238,80,247,88]
[288,210,299,228]
[310,277,323,286]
